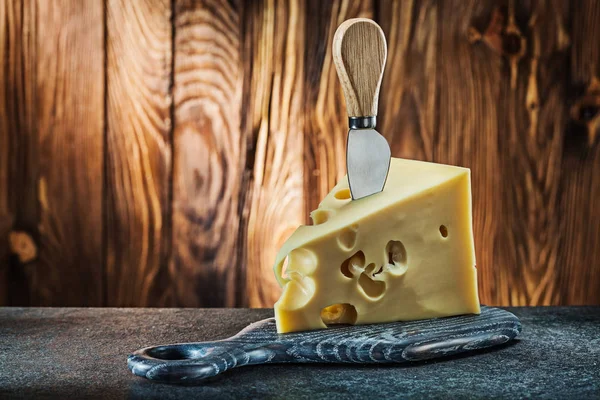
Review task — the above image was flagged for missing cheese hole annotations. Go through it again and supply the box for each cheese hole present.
[334,188,351,200]
[287,248,317,276]
[359,266,386,299]
[340,251,365,278]
[280,275,316,310]
[340,260,353,278]
[311,209,332,225]
[337,224,358,251]
[321,303,357,326]
[386,240,408,276]
[439,225,448,238]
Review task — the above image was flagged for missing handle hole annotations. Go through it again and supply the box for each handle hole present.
[146,345,211,360]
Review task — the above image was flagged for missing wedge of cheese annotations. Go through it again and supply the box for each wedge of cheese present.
[273,157,480,333]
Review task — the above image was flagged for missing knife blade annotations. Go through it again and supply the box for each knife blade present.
[333,18,390,200]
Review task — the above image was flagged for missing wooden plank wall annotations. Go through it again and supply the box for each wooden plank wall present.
[1,0,105,305]
[1,0,599,307]
[105,0,173,306]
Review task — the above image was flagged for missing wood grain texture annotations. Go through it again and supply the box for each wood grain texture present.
[494,0,570,306]
[378,0,502,305]
[333,18,387,117]
[377,0,437,162]
[1,0,600,307]
[436,0,504,306]
[241,0,307,307]
[304,0,373,221]
[170,0,244,307]
[0,0,34,305]
[558,0,600,305]
[128,306,521,383]
[0,0,9,305]
[378,0,576,306]
[33,0,105,305]
[1,0,104,306]
[106,0,173,306]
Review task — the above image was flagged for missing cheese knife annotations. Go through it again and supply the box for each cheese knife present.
[333,18,391,200]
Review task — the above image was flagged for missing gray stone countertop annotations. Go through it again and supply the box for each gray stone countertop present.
[0,307,598,399]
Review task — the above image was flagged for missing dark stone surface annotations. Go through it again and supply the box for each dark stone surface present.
[0,307,599,399]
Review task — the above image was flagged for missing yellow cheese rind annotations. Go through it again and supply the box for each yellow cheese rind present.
[273,158,480,333]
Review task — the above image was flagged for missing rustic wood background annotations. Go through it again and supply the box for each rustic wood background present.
[1,0,599,308]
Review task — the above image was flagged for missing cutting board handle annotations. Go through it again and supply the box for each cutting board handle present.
[333,18,387,119]
[128,340,279,382]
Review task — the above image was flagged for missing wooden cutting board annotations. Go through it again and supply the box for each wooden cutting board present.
[128,306,521,384]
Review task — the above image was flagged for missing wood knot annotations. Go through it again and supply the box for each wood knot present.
[570,77,600,145]
[9,231,38,263]
[574,105,599,122]
[469,7,525,57]
[469,6,526,89]
[502,32,523,56]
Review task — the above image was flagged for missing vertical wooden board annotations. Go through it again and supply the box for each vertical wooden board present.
[0,0,14,304]
[304,0,373,218]
[435,0,503,305]
[0,0,37,305]
[34,0,104,305]
[377,0,438,170]
[242,0,306,307]
[558,0,600,304]
[494,1,570,305]
[106,0,173,306]
[0,151,6,305]
[0,0,12,304]
[171,0,243,307]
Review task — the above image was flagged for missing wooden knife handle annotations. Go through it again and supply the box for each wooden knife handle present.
[333,18,387,118]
